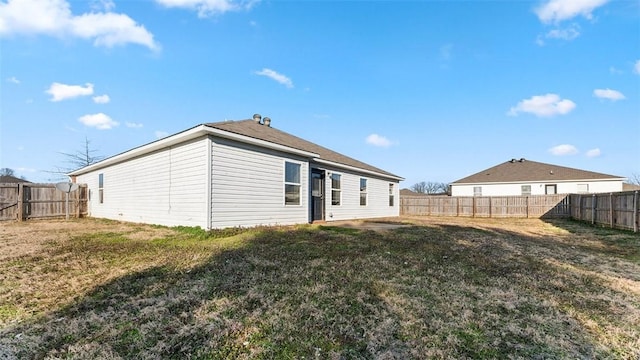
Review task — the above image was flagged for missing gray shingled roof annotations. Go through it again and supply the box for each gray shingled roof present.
[451,158,623,184]
[206,119,401,179]
[0,175,31,183]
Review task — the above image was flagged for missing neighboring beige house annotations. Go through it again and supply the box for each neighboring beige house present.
[450,158,625,196]
[623,183,640,191]
[68,115,403,229]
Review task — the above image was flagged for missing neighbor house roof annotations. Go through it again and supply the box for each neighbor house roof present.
[69,117,402,181]
[451,158,624,185]
[400,188,423,196]
[0,175,30,183]
[206,120,400,179]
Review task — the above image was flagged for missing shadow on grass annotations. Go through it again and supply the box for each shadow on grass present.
[2,222,639,359]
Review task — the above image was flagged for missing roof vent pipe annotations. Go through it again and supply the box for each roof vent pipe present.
[263,117,271,127]
[253,114,262,123]
[519,158,525,162]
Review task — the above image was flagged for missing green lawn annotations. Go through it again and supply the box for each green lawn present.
[0,217,638,359]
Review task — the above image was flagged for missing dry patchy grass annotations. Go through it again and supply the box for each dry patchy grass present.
[0,217,639,359]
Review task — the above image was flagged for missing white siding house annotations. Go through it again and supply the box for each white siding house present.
[69,116,402,229]
[450,158,625,197]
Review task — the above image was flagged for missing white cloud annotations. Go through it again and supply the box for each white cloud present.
[78,113,119,129]
[155,0,257,18]
[255,68,293,88]
[549,144,578,156]
[125,122,143,128]
[535,0,610,23]
[7,76,20,84]
[93,94,110,104]
[90,0,115,12]
[508,94,576,117]
[609,66,622,74]
[593,88,625,101]
[366,134,392,148]
[545,24,580,40]
[0,0,159,51]
[634,60,640,75]
[155,130,169,139]
[46,82,93,101]
[586,148,601,157]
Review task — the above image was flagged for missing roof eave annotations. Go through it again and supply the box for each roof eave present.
[451,177,626,185]
[313,158,404,181]
[68,124,321,176]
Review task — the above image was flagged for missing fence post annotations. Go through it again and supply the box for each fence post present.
[609,193,614,228]
[577,194,581,221]
[591,194,596,225]
[526,196,529,218]
[634,191,638,233]
[16,184,23,221]
[488,197,492,218]
[472,197,476,218]
[456,197,460,217]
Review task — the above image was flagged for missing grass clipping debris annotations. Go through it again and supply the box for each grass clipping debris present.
[0,217,639,359]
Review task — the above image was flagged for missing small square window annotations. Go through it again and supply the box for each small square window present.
[473,186,482,197]
[577,184,588,193]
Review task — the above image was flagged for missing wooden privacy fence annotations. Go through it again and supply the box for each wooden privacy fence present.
[401,192,639,232]
[400,194,570,218]
[0,183,88,221]
[569,191,639,232]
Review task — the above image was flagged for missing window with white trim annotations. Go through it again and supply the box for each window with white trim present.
[284,162,301,205]
[521,185,531,196]
[98,173,104,204]
[331,173,341,206]
[389,183,395,206]
[577,184,589,193]
[360,178,367,206]
[473,186,482,197]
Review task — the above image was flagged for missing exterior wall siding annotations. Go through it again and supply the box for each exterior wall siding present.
[451,180,624,197]
[210,137,309,228]
[319,166,400,221]
[76,137,209,228]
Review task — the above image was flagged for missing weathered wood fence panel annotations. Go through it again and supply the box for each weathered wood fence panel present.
[401,192,638,232]
[0,183,20,220]
[0,183,87,221]
[569,191,639,232]
[400,195,570,219]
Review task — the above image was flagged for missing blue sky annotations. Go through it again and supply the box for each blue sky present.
[1,0,639,187]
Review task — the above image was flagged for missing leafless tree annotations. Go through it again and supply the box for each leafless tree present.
[629,172,640,185]
[0,168,15,176]
[48,137,104,180]
[410,181,428,194]
[411,181,449,194]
